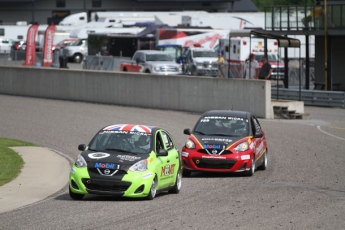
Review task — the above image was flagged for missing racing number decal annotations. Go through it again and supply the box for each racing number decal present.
[161,164,176,177]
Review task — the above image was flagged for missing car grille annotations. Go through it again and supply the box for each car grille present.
[82,178,131,192]
[160,65,179,72]
[197,149,232,155]
[88,168,127,176]
[193,158,236,169]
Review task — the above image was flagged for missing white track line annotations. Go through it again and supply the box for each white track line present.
[317,126,345,141]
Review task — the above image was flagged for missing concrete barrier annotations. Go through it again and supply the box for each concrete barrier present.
[0,66,272,118]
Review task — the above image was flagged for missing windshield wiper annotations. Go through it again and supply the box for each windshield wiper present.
[104,148,138,155]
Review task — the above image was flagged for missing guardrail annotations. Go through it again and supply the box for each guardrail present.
[271,88,345,107]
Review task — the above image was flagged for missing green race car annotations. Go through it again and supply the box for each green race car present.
[69,124,182,200]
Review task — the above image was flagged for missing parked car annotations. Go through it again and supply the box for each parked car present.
[52,38,78,53]
[181,110,268,177]
[0,38,16,54]
[61,38,88,63]
[69,123,182,200]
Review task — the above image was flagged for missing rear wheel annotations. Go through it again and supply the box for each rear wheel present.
[146,176,157,200]
[169,169,182,194]
[69,186,84,200]
[73,53,83,63]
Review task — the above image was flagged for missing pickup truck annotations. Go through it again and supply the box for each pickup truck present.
[120,50,182,75]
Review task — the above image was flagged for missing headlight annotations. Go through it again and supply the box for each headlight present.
[75,155,87,168]
[234,142,249,152]
[185,139,195,149]
[154,66,160,71]
[129,159,148,172]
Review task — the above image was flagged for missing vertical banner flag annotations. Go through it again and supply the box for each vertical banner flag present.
[24,24,39,66]
[42,24,56,66]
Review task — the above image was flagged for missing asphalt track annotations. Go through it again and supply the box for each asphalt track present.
[0,93,344,229]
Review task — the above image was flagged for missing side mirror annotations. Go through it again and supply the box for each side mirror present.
[253,132,263,138]
[78,144,86,151]
[183,128,191,135]
[157,149,168,156]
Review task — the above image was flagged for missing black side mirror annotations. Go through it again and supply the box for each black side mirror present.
[183,128,191,135]
[253,131,263,138]
[157,149,168,156]
[78,144,86,151]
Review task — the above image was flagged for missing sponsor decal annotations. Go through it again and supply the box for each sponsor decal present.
[142,172,153,179]
[255,142,264,155]
[103,124,152,133]
[88,152,110,159]
[241,155,250,160]
[149,157,154,163]
[94,163,115,169]
[160,164,176,177]
[202,116,244,121]
[202,156,226,159]
[117,155,141,161]
[204,144,221,149]
[202,138,232,143]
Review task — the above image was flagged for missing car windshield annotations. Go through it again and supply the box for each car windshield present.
[194,116,249,137]
[146,54,174,61]
[89,130,152,154]
[193,51,218,58]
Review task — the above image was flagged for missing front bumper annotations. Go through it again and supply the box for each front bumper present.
[181,149,252,173]
[69,165,155,198]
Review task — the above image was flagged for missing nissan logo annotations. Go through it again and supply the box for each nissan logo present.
[212,149,218,154]
[104,169,111,175]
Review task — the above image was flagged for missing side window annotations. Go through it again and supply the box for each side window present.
[155,132,164,153]
[251,116,261,134]
[140,53,145,62]
[132,52,139,60]
[161,131,174,150]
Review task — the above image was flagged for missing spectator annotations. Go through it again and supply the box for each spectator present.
[243,53,259,79]
[258,56,273,80]
[215,53,225,78]
[301,1,323,28]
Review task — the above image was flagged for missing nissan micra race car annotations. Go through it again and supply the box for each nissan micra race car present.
[69,124,182,200]
[181,110,267,177]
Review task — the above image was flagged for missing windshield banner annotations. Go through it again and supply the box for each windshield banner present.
[42,24,56,67]
[24,24,39,66]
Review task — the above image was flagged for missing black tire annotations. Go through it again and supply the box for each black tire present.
[69,186,84,200]
[182,168,192,177]
[257,150,267,171]
[146,176,157,200]
[191,67,197,76]
[246,156,255,177]
[145,70,151,73]
[169,169,182,194]
[73,54,83,63]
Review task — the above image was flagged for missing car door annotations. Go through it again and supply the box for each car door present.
[251,116,266,165]
[155,130,178,189]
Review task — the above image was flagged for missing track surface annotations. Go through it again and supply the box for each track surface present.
[0,94,344,230]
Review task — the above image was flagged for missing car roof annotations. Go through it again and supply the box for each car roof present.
[201,110,251,119]
[101,124,159,134]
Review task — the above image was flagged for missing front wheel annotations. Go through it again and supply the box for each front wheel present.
[146,176,157,200]
[73,54,83,63]
[246,156,255,177]
[69,186,84,200]
[169,169,182,194]
[257,150,267,171]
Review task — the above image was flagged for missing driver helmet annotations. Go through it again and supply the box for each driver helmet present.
[137,135,150,150]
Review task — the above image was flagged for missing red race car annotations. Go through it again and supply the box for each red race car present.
[181,110,268,177]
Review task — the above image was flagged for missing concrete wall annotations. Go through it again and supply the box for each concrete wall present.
[0,66,272,118]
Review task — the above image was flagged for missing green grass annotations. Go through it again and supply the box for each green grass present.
[0,137,36,186]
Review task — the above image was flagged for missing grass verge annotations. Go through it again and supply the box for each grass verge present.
[0,137,36,186]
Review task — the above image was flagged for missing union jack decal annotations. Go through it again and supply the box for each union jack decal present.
[103,124,153,133]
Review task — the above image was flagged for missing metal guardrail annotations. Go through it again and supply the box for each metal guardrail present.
[272,88,345,108]
[83,55,114,71]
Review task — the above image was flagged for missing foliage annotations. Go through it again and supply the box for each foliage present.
[0,137,36,186]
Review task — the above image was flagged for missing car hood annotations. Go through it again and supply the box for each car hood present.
[193,57,218,63]
[192,134,245,150]
[81,150,148,170]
